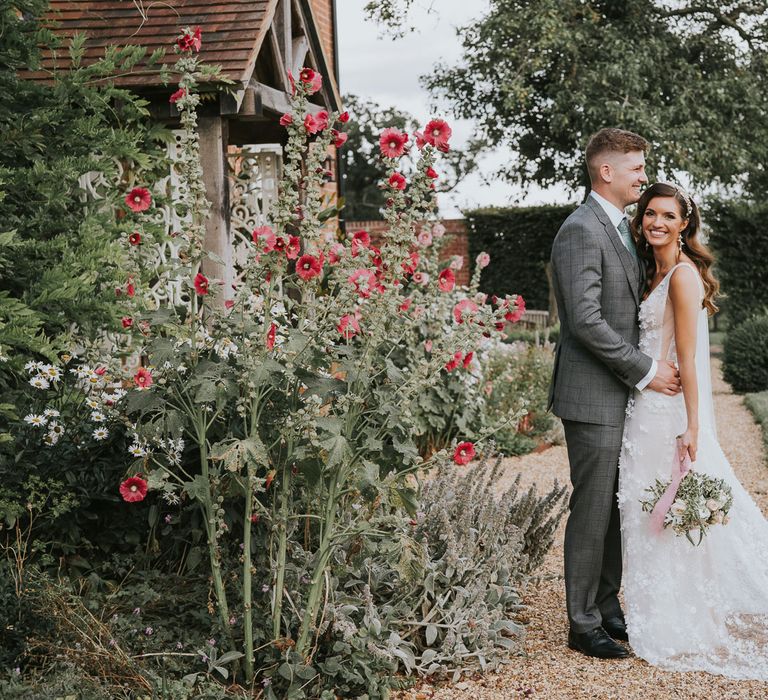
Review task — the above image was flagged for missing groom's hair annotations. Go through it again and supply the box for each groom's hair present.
[585,128,649,182]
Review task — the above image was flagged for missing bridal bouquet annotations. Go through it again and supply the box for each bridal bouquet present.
[639,437,733,546]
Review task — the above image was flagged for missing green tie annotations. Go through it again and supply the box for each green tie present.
[617,218,638,261]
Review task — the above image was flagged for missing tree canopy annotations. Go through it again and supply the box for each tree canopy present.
[367,0,768,192]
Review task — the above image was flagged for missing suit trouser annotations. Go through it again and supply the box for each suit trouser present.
[561,418,625,633]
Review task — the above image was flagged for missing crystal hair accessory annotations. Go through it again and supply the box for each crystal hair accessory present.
[668,182,693,218]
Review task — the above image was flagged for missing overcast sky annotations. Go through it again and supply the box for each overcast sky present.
[336,0,574,217]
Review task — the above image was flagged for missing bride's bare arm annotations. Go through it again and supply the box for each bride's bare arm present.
[669,265,701,461]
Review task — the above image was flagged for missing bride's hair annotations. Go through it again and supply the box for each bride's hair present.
[630,182,720,315]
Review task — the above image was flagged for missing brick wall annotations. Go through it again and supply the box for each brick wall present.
[346,219,471,286]
[309,0,336,78]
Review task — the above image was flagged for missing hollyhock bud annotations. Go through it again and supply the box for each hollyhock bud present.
[121,317,133,329]
[338,110,350,123]
[266,322,276,350]
[126,280,136,298]
[279,113,293,126]
[426,166,438,179]
[177,26,202,52]
[476,252,491,268]
[449,255,464,271]
[169,88,186,104]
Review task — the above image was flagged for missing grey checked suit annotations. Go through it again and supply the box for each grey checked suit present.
[548,197,653,633]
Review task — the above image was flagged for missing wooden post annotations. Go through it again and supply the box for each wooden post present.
[198,116,232,305]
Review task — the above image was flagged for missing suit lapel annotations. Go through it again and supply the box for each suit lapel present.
[585,198,640,306]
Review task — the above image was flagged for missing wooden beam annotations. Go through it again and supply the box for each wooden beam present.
[291,36,309,76]
[244,80,325,117]
[268,26,290,92]
[274,0,292,76]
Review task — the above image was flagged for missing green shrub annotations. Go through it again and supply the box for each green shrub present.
[744,391,768,456]
[723,314,768,392]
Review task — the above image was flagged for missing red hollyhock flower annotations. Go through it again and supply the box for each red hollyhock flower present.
[128,232,142,246]
[299,67,316,83]
[125,187,152,213]
[266,322,276,350]
[453,441,476,465]
[350,230,370,257]
[438,268,456,292]
[424,118,452,151]
[445,350,462,372]
[338,111,350,123]
[328,242,345,265]
[414,130,428,150]
[224,299,235,310]
[337,313,360,339]
[348,269,377,298]
[134,367,153,389]
[388,172,406,190]
[426,166,439,179]
[193,272,209,295]
[279,113,293,126]
[169,88,186,104]
[126,279,136,298]
[285,235,301,260]
[296,253,322,281]
[121,316,133,329]
[332,129,348,148]
[399,297,412,313]
[453,299,479,324]
[379,128,409,158]
[401,250,420,276]
[252,225,276,251]
[287,70,296,95]
[177,26,202,52]
[504,295,526,323]
[462,351,474,368]
[304,113,321,135]
[120,476,148,503]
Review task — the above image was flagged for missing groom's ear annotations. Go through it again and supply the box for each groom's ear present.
[599,162,614,183]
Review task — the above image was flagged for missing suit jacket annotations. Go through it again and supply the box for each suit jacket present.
[548,197,653,426]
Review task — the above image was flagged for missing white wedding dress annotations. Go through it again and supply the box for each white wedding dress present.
[618,262,768,680]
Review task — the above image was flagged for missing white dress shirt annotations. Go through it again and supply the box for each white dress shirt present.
[588,191,657,391]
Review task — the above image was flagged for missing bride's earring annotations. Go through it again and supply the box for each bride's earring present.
[678,233,684,252]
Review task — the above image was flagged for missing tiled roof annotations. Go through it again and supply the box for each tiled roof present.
[26,0,277,87]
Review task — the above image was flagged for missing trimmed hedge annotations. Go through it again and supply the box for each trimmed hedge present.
[464,205,576,309]
[722,314,768,393]
[705,198,768,327]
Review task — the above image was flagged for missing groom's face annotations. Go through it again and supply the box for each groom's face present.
[607,150,648,208]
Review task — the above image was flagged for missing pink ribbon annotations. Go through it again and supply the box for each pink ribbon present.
[649,436,692,535]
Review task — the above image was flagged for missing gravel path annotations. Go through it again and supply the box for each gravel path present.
[399,359,768,699]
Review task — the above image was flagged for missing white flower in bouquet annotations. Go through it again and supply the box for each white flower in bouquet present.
[670,499,686,515]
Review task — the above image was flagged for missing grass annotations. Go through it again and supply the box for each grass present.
[744,391,768,460]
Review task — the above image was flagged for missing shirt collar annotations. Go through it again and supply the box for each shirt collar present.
[589,190,626,229]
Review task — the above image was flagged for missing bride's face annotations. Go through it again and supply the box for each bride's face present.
[641,196,688,248]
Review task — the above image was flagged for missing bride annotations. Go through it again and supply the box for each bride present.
[618,182,768,679]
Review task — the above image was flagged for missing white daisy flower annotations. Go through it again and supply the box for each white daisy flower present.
[128,443,148,457]
[176,364,188,375]
[40,365,62,381]
[86,399,100,409]
[43,433,58,446]
[29,376,50,390]
[25,361,43,373]
[92,427,109,441]
[90,412,106,423]
[43,408,60,417]
[24,414,47,427]
[48,422,64,436]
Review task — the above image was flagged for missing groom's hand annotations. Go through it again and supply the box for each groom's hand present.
[647,361,682,395]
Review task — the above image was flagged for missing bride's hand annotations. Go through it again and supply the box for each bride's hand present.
[679,428,698,463]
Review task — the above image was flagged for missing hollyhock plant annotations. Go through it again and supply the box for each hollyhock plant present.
[328,242,345,265]
[304,113,321,135]
[438,268,456,292]
[125,187,152,213]
[417,229,432,247]
[337,313,361,339]
[424,118,452,151]
[426,166,438,179]
[453,299,479,324]
[120,476,148,502]
[348,268,377,298]
[412,271,430,286]
[379,128,409,158]
[177,26,202,52]
[445,351,462,372]
[121,317,133,329]
[285,235,301,260]
[314,110,330,132]
[296,253,322,281]
[351,230,370,256]
[476,252,491,268]
[332,129,348,148]
[453,441,476,465]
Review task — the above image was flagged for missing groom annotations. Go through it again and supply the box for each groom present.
[548,128,681,659]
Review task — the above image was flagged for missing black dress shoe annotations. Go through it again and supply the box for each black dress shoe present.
[568,626,629,658]
[602,616,629,642]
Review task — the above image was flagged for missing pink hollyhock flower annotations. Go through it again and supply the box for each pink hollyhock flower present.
[399,297,412,312]
[379,128,409,158]
[266,322,276,350]
[308,72,323,94]
[449,255,464,271]
[462,351,474,368]
[285,235,301,260]
[351,230,370,256]
[476,252,491,268]
[505,295,526,323]
[445,351,462,372]
[332,129,348,148]
[120,476,148,503]
[121,316,133,329]
[177,26,202,53]
[169,88,186,104]
[426,166,438,179]
[417,229,433,247]
[134,367,153,389]
[338,111,350,123]
[424,118,452,151]
[414,130,428,150]
[424,339,433,353]
[337,313,361,340]
[279,113,293,126]
[438,268,456,292]
[413,271,430,286]
[314,110,330,131]
[348,269,377,298]
[193,273,209,295]
[412,305,425,319]
[432,222,446,238]
[128,232,141,246]
[296,253,322,281]
[453,441,475,465]
[388,172,406,190]
[252,225,276,251]
[125,187,152,213]
[224,299,235,310]
[453,299,479,324]
[328,242,345,265]
[475,292,488,305]
[94,365,107,376]
[304,113,321,135]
